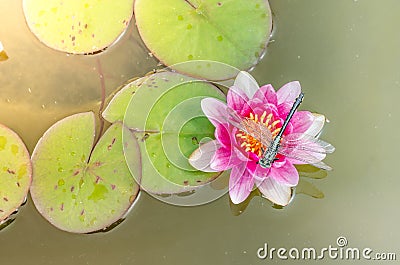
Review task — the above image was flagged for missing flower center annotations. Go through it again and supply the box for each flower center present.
[236,111,282,157]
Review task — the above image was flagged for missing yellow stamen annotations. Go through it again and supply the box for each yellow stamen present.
[271,128,281,136]
[260,111,267,123]
[271,120,280,128]
[236,111,283,159]
[265,113,273,125]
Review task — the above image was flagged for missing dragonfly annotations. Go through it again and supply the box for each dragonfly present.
[227,92,335,170]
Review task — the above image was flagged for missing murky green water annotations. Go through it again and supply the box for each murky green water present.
[1,0,399,264]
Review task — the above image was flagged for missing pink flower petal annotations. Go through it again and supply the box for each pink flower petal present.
[268,160,299,186]
[233,71,259,99]
[248,101,278,120]
[227,86,251,115]
[229,164,254,204]
[189,140,220,172]
[253,84,277,105]
[201,98,228,127]
[277,102,292,117]
[245,160,260,175]
[277,81,301,105]
[215,123,231,148]
[210,146,241,171]
[257,177,292,206]
[233,144,250,162]
[290,111,314,134]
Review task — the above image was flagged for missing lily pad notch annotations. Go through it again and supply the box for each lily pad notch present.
[104,71,226,200]
[31,112,140,233]
[134,0,272,78]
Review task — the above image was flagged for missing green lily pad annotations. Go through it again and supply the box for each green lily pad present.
[102,77,146,124]
[23,0,134,54]
[31,112,139,233]
[0,124,32,223]
[134,0,272,78]
[106,72,225,194]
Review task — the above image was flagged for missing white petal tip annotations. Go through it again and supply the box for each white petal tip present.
[258,178,292,206]
[188,141,219,172]
[230,197,245,205]
[233,71,259,98]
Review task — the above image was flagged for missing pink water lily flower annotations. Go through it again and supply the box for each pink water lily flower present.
[189,71,334,206]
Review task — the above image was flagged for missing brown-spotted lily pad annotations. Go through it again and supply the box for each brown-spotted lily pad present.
[23,0,134,54]
[104,71,225,195]
[31,112,139,233]
[0,123,32,223]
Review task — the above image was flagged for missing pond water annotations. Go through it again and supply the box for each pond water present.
[1,0,399,264]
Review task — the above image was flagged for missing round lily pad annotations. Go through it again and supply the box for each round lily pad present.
[0,124,32,223]
[134,0,272,78]
[31,112,139,233]
[102,77,145,124]
[105,72,225,194]
[23,0,134,54]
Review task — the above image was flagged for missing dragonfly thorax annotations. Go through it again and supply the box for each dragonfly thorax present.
[258,137,281,168]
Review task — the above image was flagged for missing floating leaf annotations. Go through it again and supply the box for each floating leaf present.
[0,124,32,223]
[296,178,324,199]
[31,112,139,233]
[134,0,272,78]
[23,0,134,54]
[113,72,225,194]
[102,77,146,124]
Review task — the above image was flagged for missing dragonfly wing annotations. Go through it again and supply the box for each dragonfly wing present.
[226,107,273,146]
[278,147,332,170]
[281,133,335,154]
[240,119,274,147]
[226,107,247,131]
